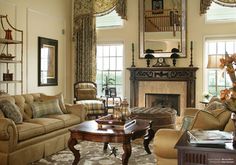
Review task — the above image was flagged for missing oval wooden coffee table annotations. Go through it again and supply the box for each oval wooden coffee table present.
[68,119,154,165]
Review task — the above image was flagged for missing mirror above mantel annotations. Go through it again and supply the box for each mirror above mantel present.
[139,0,187,58]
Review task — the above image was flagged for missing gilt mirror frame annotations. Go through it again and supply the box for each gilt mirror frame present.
[38,37,58,86]
[139,0,187,58]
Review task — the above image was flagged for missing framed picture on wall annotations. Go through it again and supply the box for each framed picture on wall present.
[152,0,164,14]
[38,37,58,86]
[109,87,117,97]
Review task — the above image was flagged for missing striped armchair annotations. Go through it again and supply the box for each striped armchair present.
[74,81,107,118]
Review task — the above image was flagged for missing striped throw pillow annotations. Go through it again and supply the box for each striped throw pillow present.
[31,99,63,118]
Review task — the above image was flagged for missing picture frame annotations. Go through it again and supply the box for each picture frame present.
[109,87,117,97]
[152,0,164,14]
[38,37,58,86]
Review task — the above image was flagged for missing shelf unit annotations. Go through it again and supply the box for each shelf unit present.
[0,15,23,94]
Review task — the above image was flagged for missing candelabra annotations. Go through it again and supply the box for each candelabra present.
[189,41,193,67]
[131,43,136,67]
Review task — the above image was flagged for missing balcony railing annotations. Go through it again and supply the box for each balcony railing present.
[145,9,181,33]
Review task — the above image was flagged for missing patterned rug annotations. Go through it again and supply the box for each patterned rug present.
[31,139,156,165]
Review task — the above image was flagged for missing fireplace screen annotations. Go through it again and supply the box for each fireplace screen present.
[145,93,180,115]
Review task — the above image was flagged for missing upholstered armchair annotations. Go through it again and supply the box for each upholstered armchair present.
[74,81,107,118]
[153,102,234,165]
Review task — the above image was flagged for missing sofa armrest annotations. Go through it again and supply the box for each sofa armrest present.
[0,118,18,153]
[65,104,87,122]
[153,129,183,159]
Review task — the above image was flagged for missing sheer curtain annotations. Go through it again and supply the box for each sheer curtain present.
[73,0,127,82]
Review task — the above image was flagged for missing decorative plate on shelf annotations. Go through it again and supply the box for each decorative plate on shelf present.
[0,55,15,60]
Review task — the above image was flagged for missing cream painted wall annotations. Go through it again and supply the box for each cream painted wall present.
[0,0,72,102]
[97,0,236,109]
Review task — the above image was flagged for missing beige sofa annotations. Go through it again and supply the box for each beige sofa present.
[153,105,234,165]
[0,93,87,165]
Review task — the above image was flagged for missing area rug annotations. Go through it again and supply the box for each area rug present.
[31,139,156,165]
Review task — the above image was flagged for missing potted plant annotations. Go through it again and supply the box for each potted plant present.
[102,76,115,96]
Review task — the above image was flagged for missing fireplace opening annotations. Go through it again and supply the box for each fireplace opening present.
[145,93,180,116]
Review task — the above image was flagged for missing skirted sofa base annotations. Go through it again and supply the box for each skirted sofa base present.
[0,93,87,165]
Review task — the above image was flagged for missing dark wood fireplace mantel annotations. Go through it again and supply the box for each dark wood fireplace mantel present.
[127,67,199,108]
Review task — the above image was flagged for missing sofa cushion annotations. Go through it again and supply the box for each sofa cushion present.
[16,122,45,141]
[0,99,23,124]
[40,93,67,114]
[27,118,64,133]
[31,99,63,118]
[76,89,96,100]
[46,114,81,127]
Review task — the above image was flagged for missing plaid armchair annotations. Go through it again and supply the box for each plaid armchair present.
[74,81,107,118]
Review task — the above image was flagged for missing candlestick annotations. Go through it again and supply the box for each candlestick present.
[131,43,135,67]
[189,41,193,67]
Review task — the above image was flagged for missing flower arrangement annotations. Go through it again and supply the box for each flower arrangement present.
[219,52,236,112]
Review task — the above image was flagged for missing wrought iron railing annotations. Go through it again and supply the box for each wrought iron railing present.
[145,9,181,33]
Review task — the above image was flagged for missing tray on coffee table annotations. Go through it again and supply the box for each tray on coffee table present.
[95,114,136,129]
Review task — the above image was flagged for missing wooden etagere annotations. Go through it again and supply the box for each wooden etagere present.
[0,15,23,94]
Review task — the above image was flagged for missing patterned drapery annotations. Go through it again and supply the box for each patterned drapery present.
[74,15,96,82]
[200,0,236,14]
[200,0,213,14]
[73,0,127,82]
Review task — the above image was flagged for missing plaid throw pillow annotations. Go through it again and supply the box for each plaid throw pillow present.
[40,93,67,113]
[31,99,63,118]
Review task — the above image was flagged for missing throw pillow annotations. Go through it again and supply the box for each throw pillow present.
[0,99,23,124]
[40,93,67,113]
[208,96,221,104]
[190,109,231,130]
[31,99,63,118]
[204,101,225,111]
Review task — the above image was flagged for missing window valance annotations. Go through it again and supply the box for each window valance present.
[73,0,127,36]
[200,0,236,14]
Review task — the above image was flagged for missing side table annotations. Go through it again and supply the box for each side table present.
[175,131,236,165]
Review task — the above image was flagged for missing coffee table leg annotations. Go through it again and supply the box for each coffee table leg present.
[103,142,108,151]
[143,126,155,154]
[122,142,131,165]
[68,137,80,165]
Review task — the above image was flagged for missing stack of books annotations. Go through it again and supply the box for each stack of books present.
[187,130,233,146]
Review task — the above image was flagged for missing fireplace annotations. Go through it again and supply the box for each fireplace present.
[145,93,180,115]
[127,67,198,116]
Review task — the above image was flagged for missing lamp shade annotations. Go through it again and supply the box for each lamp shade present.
[207,54,224,69]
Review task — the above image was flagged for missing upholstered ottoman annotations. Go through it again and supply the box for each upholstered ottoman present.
[130,107,177,132]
